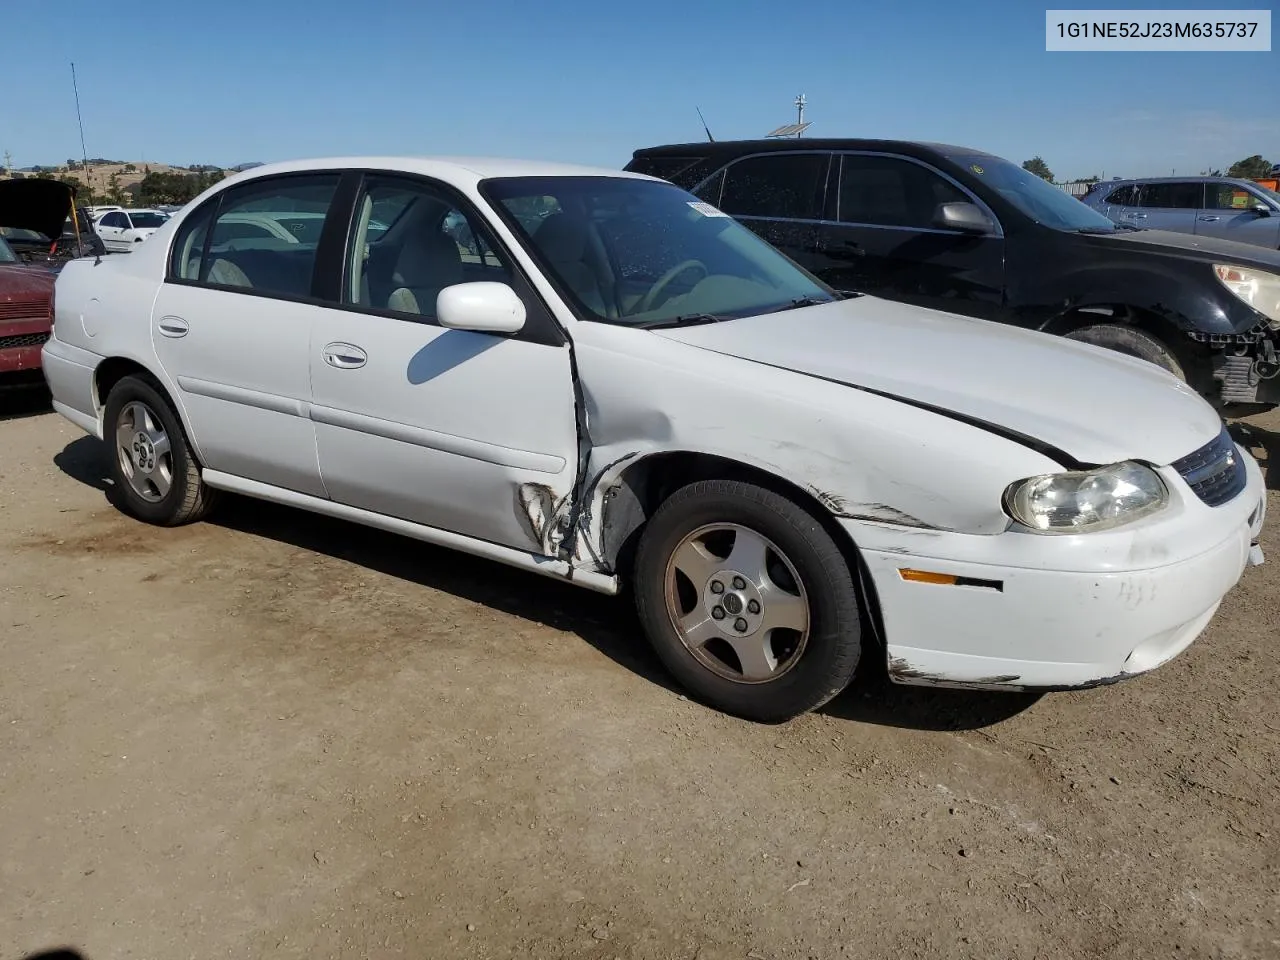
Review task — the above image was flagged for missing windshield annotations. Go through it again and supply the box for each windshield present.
[129,212,169,229]
[943,153,1122,232]
[0,237,16,263]
[481,176,836,326]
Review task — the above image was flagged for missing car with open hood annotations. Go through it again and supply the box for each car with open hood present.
[0,179,104,270]
[41,157,1266,721]
[625,140,1280,412]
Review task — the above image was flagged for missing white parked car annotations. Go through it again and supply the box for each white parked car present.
[93,208,169,252]
[42,157,1266,721]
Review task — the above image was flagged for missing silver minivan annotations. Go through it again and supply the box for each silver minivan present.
[1082,176,1280,248]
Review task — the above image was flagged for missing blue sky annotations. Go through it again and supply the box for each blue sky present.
[6,0,1276,180]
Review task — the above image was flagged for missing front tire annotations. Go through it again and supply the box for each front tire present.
[633,480,862,722]
[1062,323,1186,380]
[103,374,218,526]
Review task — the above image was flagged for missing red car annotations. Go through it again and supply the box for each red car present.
[0,180,73,387]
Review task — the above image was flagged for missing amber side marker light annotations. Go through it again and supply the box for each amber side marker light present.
[898,569,1003,592]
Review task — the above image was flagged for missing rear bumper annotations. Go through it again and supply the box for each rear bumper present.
[40,335,101,437]
[849,452,1266,691]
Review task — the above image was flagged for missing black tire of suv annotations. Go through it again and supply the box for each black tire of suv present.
[103,374,219,526]
[633,479,862,723]
[1063,323,1186,381]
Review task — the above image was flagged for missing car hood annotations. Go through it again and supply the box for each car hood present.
[651,297,1221,467]
[1091,228,1280,269]
[0,263,56,298]
[0,179,76,242]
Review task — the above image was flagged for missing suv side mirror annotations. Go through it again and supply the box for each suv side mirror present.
[1252,203,1272,217]
[437,282,526,335]
[933,201,995,234]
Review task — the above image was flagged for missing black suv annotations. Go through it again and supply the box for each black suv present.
[625,140,1280,410]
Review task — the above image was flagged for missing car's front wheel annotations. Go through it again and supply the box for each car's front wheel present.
[633,479,862,722]
[103,374,218,526]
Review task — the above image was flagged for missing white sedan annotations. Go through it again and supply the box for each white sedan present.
[93,208,169,252]
[42,156,1266,721]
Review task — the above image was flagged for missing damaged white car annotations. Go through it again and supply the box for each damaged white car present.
[42,157,1267,721]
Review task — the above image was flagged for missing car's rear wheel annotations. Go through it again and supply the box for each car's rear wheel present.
[633,479,862,722]
[1063,323,1186,381]
[104,374,218,526]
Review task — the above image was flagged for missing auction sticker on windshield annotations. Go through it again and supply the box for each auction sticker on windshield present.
[688,201,728,217]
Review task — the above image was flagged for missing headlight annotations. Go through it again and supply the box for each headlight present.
[1003,461,1168,534]
[1214,264,1280,329]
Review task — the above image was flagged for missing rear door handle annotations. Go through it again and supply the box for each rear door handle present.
[323,342,367,369]
[157,316,189,338]
[1197,215,1221,222]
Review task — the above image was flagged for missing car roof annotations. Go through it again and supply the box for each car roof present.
[1100,175,1259,186]
[221,156,657,189]
[629,138,996,159]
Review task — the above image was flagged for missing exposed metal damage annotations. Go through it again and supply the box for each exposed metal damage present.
[887,657,1023,689]
[809,487,940,530]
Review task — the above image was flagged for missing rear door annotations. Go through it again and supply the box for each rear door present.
[694,152,828,270]
[810,152,1004,317]
[1095,184,1141,224]
[1197,182,1280,247]
[1132,181,1201,234]
[149,171,343,498]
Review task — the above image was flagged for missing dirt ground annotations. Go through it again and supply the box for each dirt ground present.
[1,390,1277,960]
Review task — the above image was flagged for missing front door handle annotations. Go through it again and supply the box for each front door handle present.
[157,316,189,338]
[1122,213,1147,219]
[1197,215,1221,222]
[322,342,367,369]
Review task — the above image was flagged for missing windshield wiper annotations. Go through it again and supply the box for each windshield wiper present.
[1072,226,1125,234]
[639,313,733,329]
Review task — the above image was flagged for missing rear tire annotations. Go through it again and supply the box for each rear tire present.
[1063,323,1186,381]
[633,479,862,722]
[103,374,218,526]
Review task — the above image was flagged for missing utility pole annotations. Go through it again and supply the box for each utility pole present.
[2,151,11,177]
[794,94,806,138]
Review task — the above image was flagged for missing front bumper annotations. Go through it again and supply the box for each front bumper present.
[0,317,51,375]
[849,450,1266,691]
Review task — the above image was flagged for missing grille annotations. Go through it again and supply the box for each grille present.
[0,331,50,350]
[0,300,48,322]
[1172,426,1246,508]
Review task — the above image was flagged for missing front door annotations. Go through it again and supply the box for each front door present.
[1197,183,1280,247]
[812,152,1005,318]
[150,171,344,498]
[308,173,580,554]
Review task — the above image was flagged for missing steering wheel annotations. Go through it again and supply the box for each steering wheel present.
[638,259,708,314]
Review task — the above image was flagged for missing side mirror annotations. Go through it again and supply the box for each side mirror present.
[933,201,995,234]
[1252,203,1272,217]
[437,281,526,335]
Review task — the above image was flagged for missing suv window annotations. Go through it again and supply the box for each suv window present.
[718,153,827,220]
[1138,182,1203,209]
[1104,185,1140,206]
[838,154,967,228]
[169,174,341,297]
[1205,183,1259,211]
[346,176,511,319]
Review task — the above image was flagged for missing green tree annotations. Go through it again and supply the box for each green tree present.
[1021,156,1055,182]
[123,163,137,174]
[1226,155,1273,179]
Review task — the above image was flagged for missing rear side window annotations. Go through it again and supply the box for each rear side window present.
[718,153,827,220]
[838,154,967,228]
[168,174,341,298]
[1138,182,1203,209]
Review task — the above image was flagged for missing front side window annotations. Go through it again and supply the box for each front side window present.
[482,175,836,327]
[168,173,340,297]
[345,176,511,318]
[941,152,1120,232]
[838,154,967,229]
[717,153,827,220]
[1138,182,1203,209]
[1206,183,1262,211]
